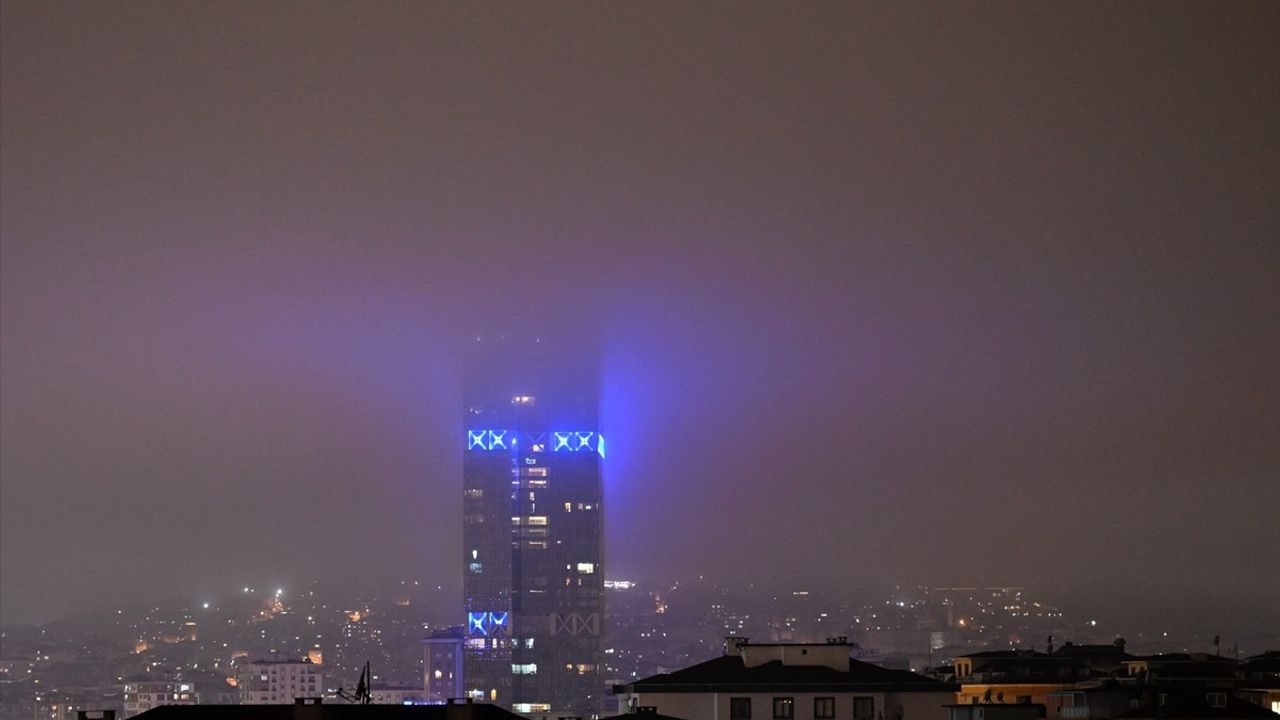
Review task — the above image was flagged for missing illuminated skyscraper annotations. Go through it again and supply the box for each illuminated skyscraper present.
[463,336,604,719]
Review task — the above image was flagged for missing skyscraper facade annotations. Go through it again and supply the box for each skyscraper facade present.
[463,337,604,719]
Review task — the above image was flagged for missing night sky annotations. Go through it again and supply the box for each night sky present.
[2,3,1277,631]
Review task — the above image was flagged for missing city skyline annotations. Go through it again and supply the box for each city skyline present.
[2,0,1278,642]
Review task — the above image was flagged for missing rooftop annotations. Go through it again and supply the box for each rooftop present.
[133,700,525,720]
[614,654,954,694]
[1116,697,1280,719]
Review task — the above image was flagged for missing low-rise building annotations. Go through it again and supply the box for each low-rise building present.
[122,679,197,718]
[369,684,430,705]
[613,638,957,720]
[425,628,465,703]
[234,658,323,705]
[1237,652,1280,715]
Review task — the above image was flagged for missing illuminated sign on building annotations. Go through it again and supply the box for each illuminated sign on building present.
[467,611,510,636]
[467,430,604,457]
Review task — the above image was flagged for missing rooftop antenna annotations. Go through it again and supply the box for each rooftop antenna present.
[335,661,371,704]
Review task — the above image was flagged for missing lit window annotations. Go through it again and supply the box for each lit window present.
[469,562,482,573]
[512,663,538,674]
[465,489,483,499]
[773,697,794,719]
[577,563,595,574]
[527,516,548,525]
[526,468,548,477]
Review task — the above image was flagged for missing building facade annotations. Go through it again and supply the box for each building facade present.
[426,629,466,703]
[122,679,197,717]
[234,658,323,705]
[613,638,957,720]
[462,336,605,719]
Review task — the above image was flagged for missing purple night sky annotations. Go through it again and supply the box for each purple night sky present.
[1,3,1277,632]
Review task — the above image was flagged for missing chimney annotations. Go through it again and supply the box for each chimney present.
[294,697,322,720]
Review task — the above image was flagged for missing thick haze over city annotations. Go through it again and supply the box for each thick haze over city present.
[2,1,1277,639]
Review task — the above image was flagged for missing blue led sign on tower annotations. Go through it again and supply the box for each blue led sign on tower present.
[467,611,511,636]
[468,430,602,454]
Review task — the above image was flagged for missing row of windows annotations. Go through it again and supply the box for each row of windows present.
[730,697,875,720]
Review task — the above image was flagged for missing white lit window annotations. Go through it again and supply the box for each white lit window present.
[527,516,548,526]
[526,468,548,477]
[577,563,595,574]
[512,663,538,674]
